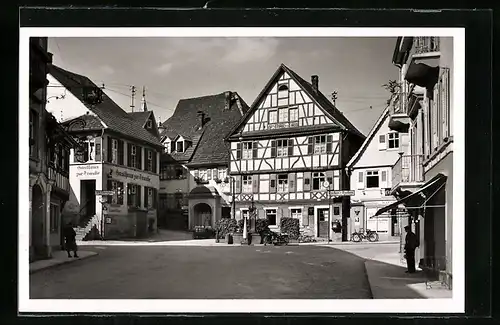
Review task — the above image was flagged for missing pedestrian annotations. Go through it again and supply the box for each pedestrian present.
[404,225,418,273]
[63,222,79,258]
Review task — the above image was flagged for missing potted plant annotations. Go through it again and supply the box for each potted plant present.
[215,218,237,243]
[280,217,300,244]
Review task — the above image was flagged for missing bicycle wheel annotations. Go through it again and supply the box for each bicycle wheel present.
[368,232,378,242]
[351,233,361,242]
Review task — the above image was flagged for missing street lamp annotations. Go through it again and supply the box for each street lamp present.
[322,180,332,243]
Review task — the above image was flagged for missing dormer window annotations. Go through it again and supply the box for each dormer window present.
[177,141,184,153]
[164,141,170,154]
[146,120,153,129]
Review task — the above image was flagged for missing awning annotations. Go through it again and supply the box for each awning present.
[374,173,447,217]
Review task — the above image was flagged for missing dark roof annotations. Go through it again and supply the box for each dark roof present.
[63,114,103,132]
[161,91,249,166]
[128,111,152,127]
[226,64,365,140]
[50,65,162,148]
[228,124,342,140]
[189,185,219,197]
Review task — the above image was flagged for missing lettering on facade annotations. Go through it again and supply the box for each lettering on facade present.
[75,165,101,178]
[110,169,152,182]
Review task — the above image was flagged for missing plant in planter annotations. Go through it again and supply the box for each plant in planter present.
[215,218,237,242]
[280,217,300,241]
[214,177,222,184]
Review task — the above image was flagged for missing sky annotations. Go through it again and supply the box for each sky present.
[47,37,399,136]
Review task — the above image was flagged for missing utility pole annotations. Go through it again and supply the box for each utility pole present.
[130,85,136,112]
[331,91,338,106]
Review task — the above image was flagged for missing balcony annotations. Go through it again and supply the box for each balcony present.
[414,37,440,55]
[388,92,410,133]
[391,154,424,194]
[48,165,70,193]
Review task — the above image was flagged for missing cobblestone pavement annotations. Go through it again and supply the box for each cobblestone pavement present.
[30,245,372,299]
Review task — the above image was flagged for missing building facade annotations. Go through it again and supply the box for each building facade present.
[29,37,77,261]
[46,65,163,240]
[226,64,365,241]
[346,104,407,239]
[376,36,453,288]
[158,92,249,230]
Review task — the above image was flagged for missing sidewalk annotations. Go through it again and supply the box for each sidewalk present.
[30,250,98,274]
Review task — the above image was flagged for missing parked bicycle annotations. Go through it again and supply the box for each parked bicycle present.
[350,228,379,242]
[263,230,289,246]
[298,234,316,243]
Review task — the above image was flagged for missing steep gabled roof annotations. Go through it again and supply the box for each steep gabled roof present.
[160,91,249,166]
[128,111,152,127]
[225,63,365,140]
[49,65,162,148]
[346,104,391,169]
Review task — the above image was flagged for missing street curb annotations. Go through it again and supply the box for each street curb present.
[29,252,99,274]
[363,261,375,299]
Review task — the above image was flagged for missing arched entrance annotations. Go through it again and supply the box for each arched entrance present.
[31,184,44,257]
[193,203,212,227]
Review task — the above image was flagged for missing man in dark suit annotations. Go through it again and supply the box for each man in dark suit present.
[404,225,419,273]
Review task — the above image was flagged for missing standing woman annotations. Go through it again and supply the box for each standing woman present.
[63,222,79,258]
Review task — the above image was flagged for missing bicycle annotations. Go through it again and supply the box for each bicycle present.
[350,228,379,242]
[298,234,316,243]
[263,230,289,246]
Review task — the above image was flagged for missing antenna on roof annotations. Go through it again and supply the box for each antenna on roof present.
[331,91,338,106]
[130,85,136,112]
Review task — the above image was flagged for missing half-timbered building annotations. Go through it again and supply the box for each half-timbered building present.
[225,64,365,241]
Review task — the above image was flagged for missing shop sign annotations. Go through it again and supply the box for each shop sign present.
[75,164,101,178]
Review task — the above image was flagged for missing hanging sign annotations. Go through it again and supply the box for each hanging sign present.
[96,190,115,196]
[331,190,355,196]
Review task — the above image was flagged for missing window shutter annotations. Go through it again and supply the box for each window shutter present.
[288,138,294,156]
[303,171,311,191]
[326,170,334,186]
[144,187,149,209]
[234,175,242,194]
[107,137,112,162]
[207,169,212,180]
[107,180,112,191]
[357,171,365,189]
[194,169,199,178]
[441,68,450,139]
[236,143,242,160]
[94,137,102,161]
[118,140,124,165]
[326,135,333,153]
[212,168,217,180]
[302,208,309,226]
[137,146,142,169]
[432,87,439,151]
[378,134,387,150]
[380,170,388,189]
[307,136,314,154]
[271,140,277,157]
[253,141,258,158]
[153,188,158,208]
[127,143,132,167]
[270,174,277,193]
[252,174,260,193]
[288,173,296,192]
[137,186,141,207]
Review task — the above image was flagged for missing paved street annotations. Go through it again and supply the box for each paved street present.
[30,245,372,299]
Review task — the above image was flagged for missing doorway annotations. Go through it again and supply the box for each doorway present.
[31,184,44,258]
[80,180,96,218]
[193,203,213,227]
[317,208,329,238]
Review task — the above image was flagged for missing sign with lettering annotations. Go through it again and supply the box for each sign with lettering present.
[96,190,115,196]
[331,190,355,197]
[103,165,159,188]
[74,164,102,178]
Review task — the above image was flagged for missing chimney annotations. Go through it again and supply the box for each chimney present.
[311,75,319,93]
[197,110,206,128]
[224,91,232,110]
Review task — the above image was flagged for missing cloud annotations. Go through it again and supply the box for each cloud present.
[156,62,174,75]
[99,65,115,75]
[220,38,280,63]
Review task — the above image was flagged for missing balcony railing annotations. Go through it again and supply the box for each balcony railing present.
[414,37,440,54]
[392,154,424,190]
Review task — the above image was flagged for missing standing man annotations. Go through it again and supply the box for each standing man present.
[404,225,419,273]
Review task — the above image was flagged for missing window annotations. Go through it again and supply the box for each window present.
[333,207,340,215]
[130,145,137,167]
[147,188,154,209]
[147,150,153,172]
[164,142,170,153]
[278,84,289,98]
[146,120,153,128]
[160,165,169,180]
[277,174,288,192]
[29,109,38,157]
[242,175,252,193]
[218,168,227,180]
[279,108,288,122]
[314,136,327,154]
[177,141,184,153]
[50,204,59,233]
[108,180,124,205]
[269,110,277,124]
[388,132,400,149]
[277,139,288,157]
[242,142,253,160]
[266,209,277,226]
[290,208,301,219]
[127,184,140,207]
[289,108,298,122]
[312,172,326,190]
[175,166,185,179]
[111,139,118,164]
[199,169,207,181]
[366,171,380,188]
